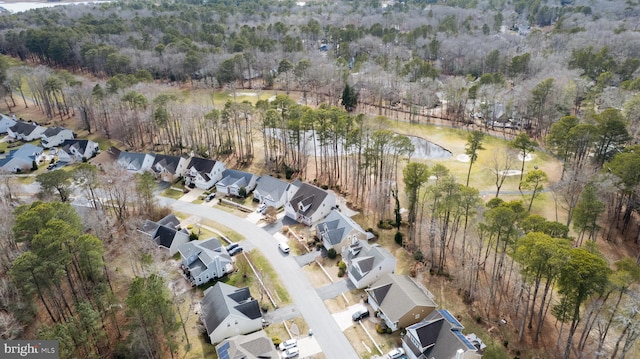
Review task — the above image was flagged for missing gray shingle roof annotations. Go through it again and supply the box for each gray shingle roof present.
[187,157,217,176]
[9,121,39,136]
[317,210,366,246]
[117,151,148,171]
[218,169,257,188]
[216,331,280,359]
[254,175,289,201]
[345,240,395,282]
[42,126,69,137]
[59,139,89,155]
[366,274,437,323]
[201,282,262,340]
[289,183,330,216]
[152,154,184,175]
[404,309,480,358]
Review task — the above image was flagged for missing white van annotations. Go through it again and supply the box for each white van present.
[278,241,290,254]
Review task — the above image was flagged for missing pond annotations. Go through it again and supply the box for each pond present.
[406,135,452,160]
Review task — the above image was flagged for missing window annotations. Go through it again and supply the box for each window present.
[415,314,421,320]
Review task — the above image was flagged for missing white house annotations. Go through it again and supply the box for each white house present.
[253,175,290,209]
[201,282,263,344]
[0,144,44,173]
[139,214,189,256]
[342,239,396,289]
[56,139,99,162]
[7,121,46,141]
[215,169,259,197]
[0,114,16,134]
[178,237,234,286]
[317,210,371,252]
[284,182,336,226]
[185,157,226,189]
[151,154,188,183]
[40,127,74,148]
[116,151,155,173]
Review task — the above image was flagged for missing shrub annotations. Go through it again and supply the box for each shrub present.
[272,337,282,346]
[413,250,424,262]
[338,261,346,271]
[189,232,199,241]
[261,304,269,313]
[394,231,403,246]
[327,248,337,259]
[238,186,247,198]
[337,268,345,277]
[377,220,393,230]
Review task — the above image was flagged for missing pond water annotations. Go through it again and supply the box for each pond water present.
[264,129,451,160]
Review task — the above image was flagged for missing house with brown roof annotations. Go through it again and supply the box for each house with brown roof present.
[365,274,437,332]
[215,331,280,359]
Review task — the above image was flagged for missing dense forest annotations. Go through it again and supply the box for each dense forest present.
[2,0,640,358]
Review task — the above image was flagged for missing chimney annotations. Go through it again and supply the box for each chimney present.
[455,349,464,359]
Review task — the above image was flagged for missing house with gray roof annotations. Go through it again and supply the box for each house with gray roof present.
[215,331,280,359]
[0,143,44,173]
[201,282,263,344]
[40,126,74,148]
[178,237,234,286]
[284,182,336,226]
[365,274,437,332]
[253,175,290,209]
[7,121,46,141]
[139,213,189,256]
[317,210,371,252]
[56,139,99,163]
[151,154,188,183]
[216,169,259,197]
[0,114,16,134]
[116,151,155,173]
[185,157,226,189]
[403,309,484,359]
[342,239,396,289]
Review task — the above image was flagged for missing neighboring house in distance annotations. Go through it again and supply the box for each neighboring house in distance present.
[403,309,484,359]
[40,127,74,148]
[0,144,44,173]
[7,121,47,141]
[56,139,99,163]
[342,240,396,289]
[185,157,226,189]
[284,182,336,226]
[252,175,290,209]
[116,151,155,174]
[178,237,234,286]
[215,331,280,359]
[215,169,259,197]
[139,214,189,256]
[317,210,371,252]
[151,154,188,183]
[0,114,16,134]
[365,274,437,332]
[200,282,262,344]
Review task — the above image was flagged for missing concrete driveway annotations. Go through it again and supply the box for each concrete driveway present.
[161,198,359,359]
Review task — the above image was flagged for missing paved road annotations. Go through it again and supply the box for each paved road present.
[162,198,359,359]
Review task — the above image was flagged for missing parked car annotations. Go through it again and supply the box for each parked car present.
[352,307,370,321]
[282,347,299,358]
[387,348,405,359]
[228,246,243,256]
[278,338,297,351]
[257,203,267,213]
[278,241,290,254]
[226,243,239,252]
[204,193,215,202]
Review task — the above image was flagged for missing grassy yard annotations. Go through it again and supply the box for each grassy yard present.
[161,188,184,199]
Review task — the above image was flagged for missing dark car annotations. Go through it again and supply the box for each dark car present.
[352,308,370,321]
[228,246,243,256]
[226,243,239,252]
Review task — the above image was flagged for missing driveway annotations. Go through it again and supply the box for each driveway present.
[161,198,359,359]
[316,279,356,300]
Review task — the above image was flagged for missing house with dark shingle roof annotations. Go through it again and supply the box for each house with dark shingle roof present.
[117,151,155,173]
[253,175,290,209]
[0,114,16,134]
[316,210,371,252]
[200,282,263,344]
[185,157,226,189]
[365,274,437,332]
[178,237,233,286]
[216,169,259,197]
[139,213,189,256]
[215,331,280,359]
[284,182,336,226]
[40,126,74,148]
[0,144,44,173]
[7,121,46,141]
[403,309,484,359]
[342,239,396,289]
[56,139,99,163]
[151,154,188,183]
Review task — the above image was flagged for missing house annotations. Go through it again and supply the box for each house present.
[0,114,16,134]
[56,139,99,163]
[200,282,263,344]
[342,240,396,289]
[40,127,74,148]
[178,237,234,286]
[215,169,259,197]
[317,210,371,252]
[284,182,336,226]
[403,309,484,359]
[0,144,44,173]
[365,274,437,332]
[185,157,226,189]
[139,214,189,256]
[215,331,280,359]
[7,121,46,141]
[253,175,290,209]
[116,151,155,173]
[151,154,188,183]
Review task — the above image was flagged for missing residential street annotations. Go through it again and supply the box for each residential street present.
[160,198,359,359]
